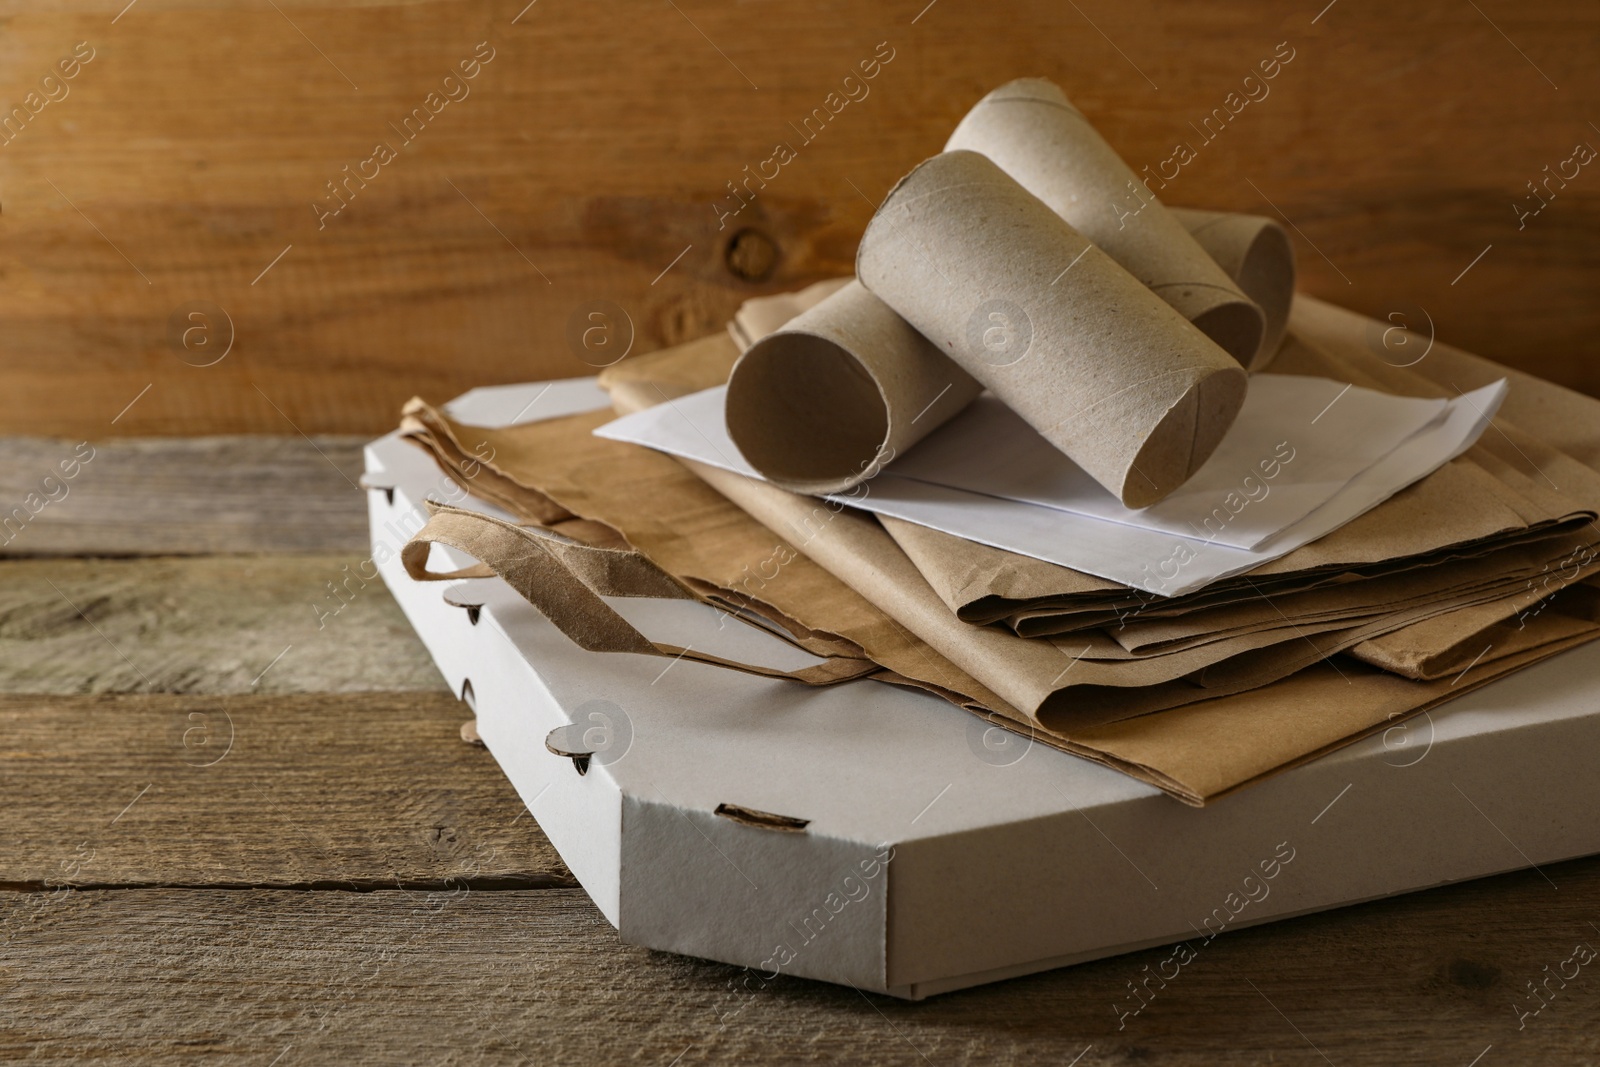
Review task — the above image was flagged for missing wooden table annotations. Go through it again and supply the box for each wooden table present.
[5,433,1600,1065]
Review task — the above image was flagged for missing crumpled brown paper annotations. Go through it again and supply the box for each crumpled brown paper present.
[399,297,1600,806]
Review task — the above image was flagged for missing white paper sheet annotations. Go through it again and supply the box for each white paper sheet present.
[595,379,1506,596]
[890,377,1447,549]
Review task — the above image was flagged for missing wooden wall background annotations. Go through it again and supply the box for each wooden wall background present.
[0,0,1595,436]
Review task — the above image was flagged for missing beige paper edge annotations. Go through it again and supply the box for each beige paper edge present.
[728,277,853,351]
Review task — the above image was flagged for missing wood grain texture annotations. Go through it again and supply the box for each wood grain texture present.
[0,1,1595,436]
[5,864,1600,1065]
[0,692,569,888]
[0,555,448,693]
[0,436,370,556]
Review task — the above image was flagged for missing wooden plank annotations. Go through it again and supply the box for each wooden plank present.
[0,1,1596,438]
[0,692,570,888]
[0,436,370,556]
[0,555,449,694]
[0,457,571,887]
[6,863,1600,1064]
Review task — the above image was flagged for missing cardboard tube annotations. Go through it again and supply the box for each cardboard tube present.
[725,280,982,495]
[946,78,1268,368]
[856,149,1248,509]
[1171,207,1296,369]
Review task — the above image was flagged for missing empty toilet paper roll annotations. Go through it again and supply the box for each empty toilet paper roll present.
[946,78,1269,369]
[857,150,1248,509]
[725,280,982,495]
[1171,207,1296,369]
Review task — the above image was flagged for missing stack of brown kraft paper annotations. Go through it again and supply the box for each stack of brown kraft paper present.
[396,80,1600,805]
[398,293,1600,804]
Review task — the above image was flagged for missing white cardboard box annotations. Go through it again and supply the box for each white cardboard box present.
[364,379,1600,999]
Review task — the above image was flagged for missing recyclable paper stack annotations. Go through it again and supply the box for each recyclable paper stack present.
[394,77,1600,806]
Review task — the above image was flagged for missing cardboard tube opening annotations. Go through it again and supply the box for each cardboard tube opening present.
[725,279,982,496]
[727,333,891,493]
[1232,224,1295,367]
[1191,301,1266,371]
[1172,207,1297,369]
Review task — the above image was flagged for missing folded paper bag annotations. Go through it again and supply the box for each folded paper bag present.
[725,280,982,494]
[612,377,1600,805]
[401,500,878,687]
[947,77,1269,367]
[403,388,1014,713]
[393,325,1599,804]
[856,149,1249,508]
